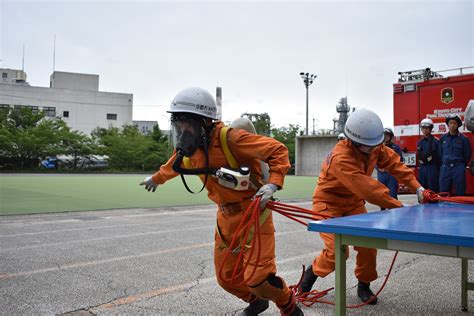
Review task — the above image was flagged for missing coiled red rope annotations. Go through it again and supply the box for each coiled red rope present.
[422,189,474,204]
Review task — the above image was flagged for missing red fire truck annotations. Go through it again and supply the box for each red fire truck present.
[393,66,474,195]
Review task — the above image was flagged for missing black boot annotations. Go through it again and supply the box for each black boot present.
[357,281,377,305]
[289,305,304,315]
[299,264,318,293]
[279,293,304,316]
[239,298,269,316]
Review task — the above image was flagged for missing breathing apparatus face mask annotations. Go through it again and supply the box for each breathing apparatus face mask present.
[171,114,205,157]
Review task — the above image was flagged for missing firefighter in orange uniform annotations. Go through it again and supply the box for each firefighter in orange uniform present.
[299,108,425,305]
[140,87,303,316]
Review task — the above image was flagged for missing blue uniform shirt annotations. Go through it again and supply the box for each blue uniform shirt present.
[439,132,472,166]
[417,136,440,165]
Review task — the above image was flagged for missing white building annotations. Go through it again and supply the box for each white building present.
[0,68,133,135]
[133,120,158,135]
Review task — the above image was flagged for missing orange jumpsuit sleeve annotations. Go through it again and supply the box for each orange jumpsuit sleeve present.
[151,151,180,185]
[331,154,403,209]
[377,145,421,191]
[227,129,290,188]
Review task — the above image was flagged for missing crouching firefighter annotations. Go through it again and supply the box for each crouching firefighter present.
[299,108,424,305]
[140,87,303,316]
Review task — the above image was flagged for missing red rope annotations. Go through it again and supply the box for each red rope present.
[217,197,262,287]
[291,252,399,308]
[422,189,474,204]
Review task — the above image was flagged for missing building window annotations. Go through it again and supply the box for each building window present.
[2,73,7,79]
[43,106,56,117]
[16,105,39,114]
[63,111,69,118]
[107,113,117,120]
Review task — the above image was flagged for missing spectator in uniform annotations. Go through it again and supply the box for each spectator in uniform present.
[417,118,440,192]
[377,128,404,201]
[438,114,472,195]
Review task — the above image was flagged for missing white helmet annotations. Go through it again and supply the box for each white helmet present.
[230,117,257,134]
[168,87,218,119]
[344,108,384,146]
[337,133,346,140]
[420,118,434,128]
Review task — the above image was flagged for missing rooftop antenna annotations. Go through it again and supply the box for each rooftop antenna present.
[345,75,348,99]
[22,44,25,71]
[53,34,56,72]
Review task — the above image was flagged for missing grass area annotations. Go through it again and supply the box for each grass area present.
[0,174,317,215]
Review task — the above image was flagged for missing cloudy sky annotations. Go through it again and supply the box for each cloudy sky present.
[1,0,473,130]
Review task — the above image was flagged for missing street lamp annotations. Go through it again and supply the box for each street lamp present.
[299,72,317,135]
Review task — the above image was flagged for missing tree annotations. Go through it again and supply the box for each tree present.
[271,124,301,174]
[92,124,171,171]
[241,113,271,136]
[61,130,95,170]
[0,107,70,169]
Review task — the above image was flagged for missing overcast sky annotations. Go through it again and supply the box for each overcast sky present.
[1,0,473,130]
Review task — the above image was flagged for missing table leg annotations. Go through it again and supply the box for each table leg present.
[462,258,468,311]
[335,234,346,316]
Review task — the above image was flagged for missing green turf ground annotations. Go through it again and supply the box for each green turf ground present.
[0,174,317,215]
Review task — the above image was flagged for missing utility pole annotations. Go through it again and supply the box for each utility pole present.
[299,72,317,135]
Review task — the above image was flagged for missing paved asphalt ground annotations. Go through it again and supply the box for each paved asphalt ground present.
[1,195,473,315]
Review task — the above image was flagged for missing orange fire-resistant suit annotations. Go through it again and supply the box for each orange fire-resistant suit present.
[311,140,421,283]
[151,122,294,310]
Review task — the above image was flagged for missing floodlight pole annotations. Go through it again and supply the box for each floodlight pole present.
[300,72,317,135]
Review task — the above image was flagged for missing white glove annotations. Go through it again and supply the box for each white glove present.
[416,187,425,203]
[140,176,158,192]
[254,183,279,209]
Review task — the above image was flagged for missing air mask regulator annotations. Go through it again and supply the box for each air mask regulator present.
[215,166,251,191]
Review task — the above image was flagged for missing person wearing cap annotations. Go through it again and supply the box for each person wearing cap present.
[140,88,303,316]
[376,128,404,201]
[417,118,440,192]
[438,114,472,195]
[299,108,424,305]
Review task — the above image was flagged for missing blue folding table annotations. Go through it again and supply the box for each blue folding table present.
[308,203,474,316]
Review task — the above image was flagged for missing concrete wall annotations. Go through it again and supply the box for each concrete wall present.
[50,71,99,91]
[295,135,338,176]
[1,68,27,84]
[0,69,133,135]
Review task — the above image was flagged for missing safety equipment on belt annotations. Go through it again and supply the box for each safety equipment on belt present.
[445,113,462,127]
[337,133,346,140]
[139,176,158,192]
[239,298,269,316]
[416,186,426,203]
[420,118,434,128]
[299,264,318,293]
[344,108,384,147]
[254,183,278,209]
[168,87,218,120]
[465,99,474,132]
[215,166,251,191]
[357,281,378,305]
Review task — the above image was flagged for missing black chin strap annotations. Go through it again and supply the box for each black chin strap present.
[173,133,213,194]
